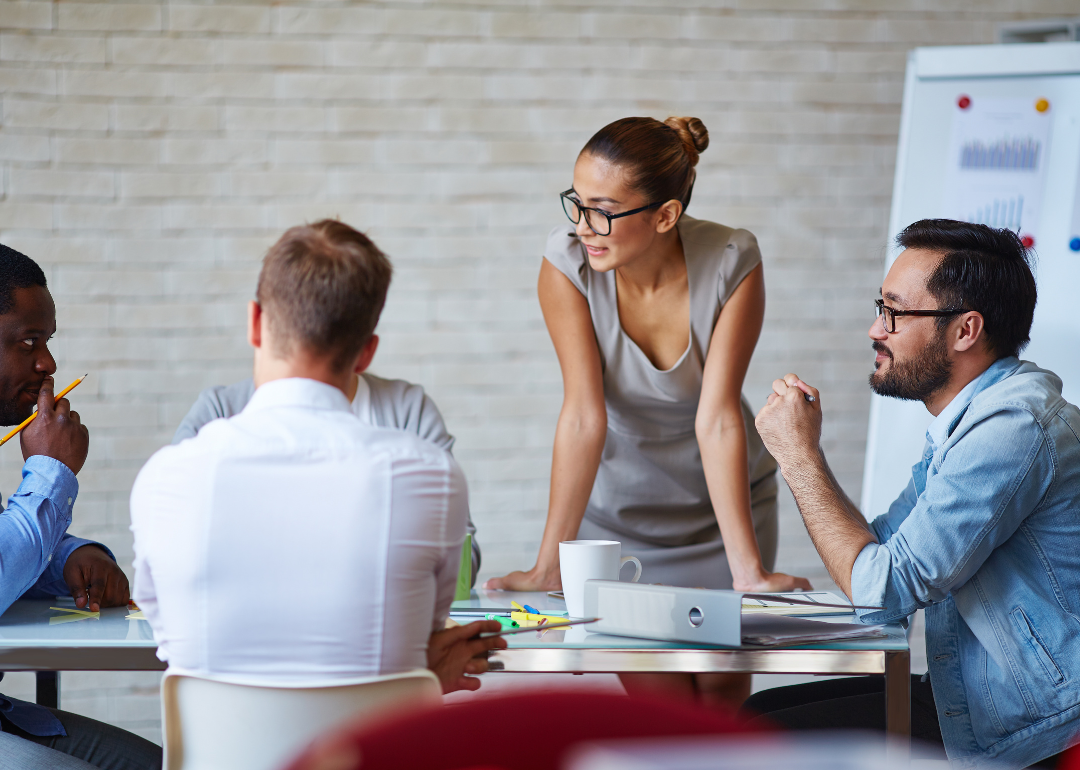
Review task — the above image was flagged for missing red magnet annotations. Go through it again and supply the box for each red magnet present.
[1020,234,1035,249]
[957,95,971,109]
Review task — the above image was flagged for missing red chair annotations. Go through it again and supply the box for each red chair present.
[284,689,764,770]
[1059,742,1080,770]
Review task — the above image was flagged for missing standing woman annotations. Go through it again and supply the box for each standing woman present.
[486,116,810,703]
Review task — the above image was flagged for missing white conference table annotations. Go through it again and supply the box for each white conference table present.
[452,589,912,747]
[0,600,163,708]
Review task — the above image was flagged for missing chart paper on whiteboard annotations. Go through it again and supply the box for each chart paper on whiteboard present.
[1071,156,1080,251]
[941,98,1052,245]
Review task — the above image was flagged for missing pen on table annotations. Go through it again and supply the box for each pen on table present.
[0,374,88,446]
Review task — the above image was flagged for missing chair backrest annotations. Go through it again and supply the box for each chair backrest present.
[161,669,441,770]
[283,689,760,770]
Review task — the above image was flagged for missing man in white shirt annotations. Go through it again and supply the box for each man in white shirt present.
[171,372,482,585]
[130,220,502,690]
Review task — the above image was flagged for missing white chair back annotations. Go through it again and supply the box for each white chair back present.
[161,669,441,770]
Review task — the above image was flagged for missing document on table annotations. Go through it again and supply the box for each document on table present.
[741,591,857,617]
[741,614,886,646]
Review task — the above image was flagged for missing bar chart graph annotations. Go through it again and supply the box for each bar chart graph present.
[959,137,1041,170]
[944,98,1051,245]
[965,194,1024,229]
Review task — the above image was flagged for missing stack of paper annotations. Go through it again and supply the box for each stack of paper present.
[741,614,886,646]
[741,591,856,617]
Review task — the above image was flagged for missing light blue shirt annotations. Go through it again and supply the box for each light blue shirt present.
[0,454,111,736]
[853,358,1080,768]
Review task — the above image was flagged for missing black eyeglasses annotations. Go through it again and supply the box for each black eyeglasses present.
[560,188,662,237]
[875,299,968,334]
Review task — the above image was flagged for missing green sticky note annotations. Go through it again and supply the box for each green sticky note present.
[454,533,472,601]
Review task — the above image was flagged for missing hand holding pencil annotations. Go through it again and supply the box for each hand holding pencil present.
[14,375,90,475]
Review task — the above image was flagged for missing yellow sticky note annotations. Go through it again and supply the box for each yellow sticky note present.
[125,610,146,620]
[49,606,97,617]
[511,611,565,623]
[48,606,100,624]
[49,613,99,625]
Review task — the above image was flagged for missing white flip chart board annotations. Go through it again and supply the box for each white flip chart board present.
[861,42,1080,518]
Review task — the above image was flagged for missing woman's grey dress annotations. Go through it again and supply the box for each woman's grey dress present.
[544,216,778,590]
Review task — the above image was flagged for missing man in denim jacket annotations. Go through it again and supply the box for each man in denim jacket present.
[750,220,1080,768]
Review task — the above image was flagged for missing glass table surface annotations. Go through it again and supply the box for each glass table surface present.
[452,589,908,651]
[0,600,156,648]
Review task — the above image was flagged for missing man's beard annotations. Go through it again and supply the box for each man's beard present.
[869,334,952,403]
[0,398,28,427]
[0,383,37,427]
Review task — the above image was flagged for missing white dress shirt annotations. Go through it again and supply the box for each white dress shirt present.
[130,377,468,683]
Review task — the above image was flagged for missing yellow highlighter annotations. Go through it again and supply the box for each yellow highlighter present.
[0,374,87,447]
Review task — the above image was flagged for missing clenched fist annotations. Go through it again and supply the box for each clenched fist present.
[755,373,822,470]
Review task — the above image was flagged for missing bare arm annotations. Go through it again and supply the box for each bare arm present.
[485,259,607,591]
[697,266,811,592]
[754,375,875,598]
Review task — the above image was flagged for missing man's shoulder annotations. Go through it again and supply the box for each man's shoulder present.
[363,372,424,406]
[353,421,456,466]
[968,360,1072,426]
[172,378,255,444]
[132,432,217,509]
[153,418,232,465]
[362,373,455,451]
[199,379,256,417]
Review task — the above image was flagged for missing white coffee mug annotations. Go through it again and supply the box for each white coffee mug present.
[559,539,642,618]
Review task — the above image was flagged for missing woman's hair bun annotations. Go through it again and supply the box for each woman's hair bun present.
[664,116,709,164]
[580,116,707,209]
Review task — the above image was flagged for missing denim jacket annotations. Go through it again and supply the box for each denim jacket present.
[853,358,1080,768]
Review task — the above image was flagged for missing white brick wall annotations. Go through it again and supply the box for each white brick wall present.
[0,0,1061,743]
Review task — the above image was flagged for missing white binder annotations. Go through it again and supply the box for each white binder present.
[584,580,743,646]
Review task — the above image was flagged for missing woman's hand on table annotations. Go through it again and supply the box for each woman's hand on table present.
[483,566,562,592]
[733,571,813,593]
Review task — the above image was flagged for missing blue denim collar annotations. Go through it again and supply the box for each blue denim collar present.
[925,357,1020,450]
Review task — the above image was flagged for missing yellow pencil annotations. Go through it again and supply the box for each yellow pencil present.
[0,374,88,446]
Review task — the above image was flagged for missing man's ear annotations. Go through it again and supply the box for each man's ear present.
[654,200,683,234]
[352,334,379,375]
[953,311,986,353]
[247,301,263,349]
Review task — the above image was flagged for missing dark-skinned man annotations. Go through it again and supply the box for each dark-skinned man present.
[0,244,161,769]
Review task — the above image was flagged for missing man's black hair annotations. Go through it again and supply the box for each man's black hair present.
[896,219,1036,360]
[0,244,47,316]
